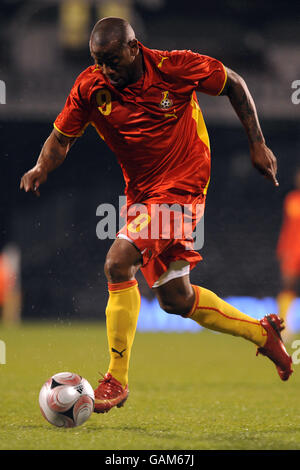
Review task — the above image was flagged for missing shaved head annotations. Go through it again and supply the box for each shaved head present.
[90,17,135,50]
[89,17,143,90]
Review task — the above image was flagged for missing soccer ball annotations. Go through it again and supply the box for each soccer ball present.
[39,372,94,428]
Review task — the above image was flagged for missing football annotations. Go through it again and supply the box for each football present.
[39,372,94,428]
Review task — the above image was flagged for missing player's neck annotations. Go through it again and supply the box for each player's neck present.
[130,49,145,85]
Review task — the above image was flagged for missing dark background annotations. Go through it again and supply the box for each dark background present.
[1,0,300,319]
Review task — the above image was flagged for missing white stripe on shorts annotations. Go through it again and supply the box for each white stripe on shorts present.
[152,260,190,288]
[117,235,190,287]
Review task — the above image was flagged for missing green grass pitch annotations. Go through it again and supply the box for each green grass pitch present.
[0,321,300,450]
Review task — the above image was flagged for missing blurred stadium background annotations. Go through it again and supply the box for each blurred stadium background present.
[0,0,300,330]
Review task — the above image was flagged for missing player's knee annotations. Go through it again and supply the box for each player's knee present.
[158,296,191,316]
[104,256,131,283]
[104,238,142,283]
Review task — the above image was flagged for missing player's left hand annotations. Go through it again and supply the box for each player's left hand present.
[250,142,279,187]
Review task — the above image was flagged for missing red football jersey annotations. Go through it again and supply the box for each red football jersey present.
[54,42,227,206]
[277,190,300,257]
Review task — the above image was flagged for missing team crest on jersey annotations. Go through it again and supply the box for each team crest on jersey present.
[159,91,173,110]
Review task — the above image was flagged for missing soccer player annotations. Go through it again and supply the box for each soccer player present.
[20,17,293,413]
[277,167,300,340]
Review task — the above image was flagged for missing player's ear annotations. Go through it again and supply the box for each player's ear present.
[128,39,139,57]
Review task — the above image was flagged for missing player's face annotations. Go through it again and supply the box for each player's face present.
[91,40,139,89]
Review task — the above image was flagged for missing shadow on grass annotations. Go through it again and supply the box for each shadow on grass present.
[9,421,300,450]
[14,423,183,441]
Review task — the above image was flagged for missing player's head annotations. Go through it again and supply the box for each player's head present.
[89,17,140,89]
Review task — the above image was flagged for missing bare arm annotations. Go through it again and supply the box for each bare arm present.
[20,129,76,196]
[221,67,279,187]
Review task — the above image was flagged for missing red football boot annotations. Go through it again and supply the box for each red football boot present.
[94,373,129,413]
[256,314,293,381]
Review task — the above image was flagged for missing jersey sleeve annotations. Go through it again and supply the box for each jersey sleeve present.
[54,75,90,137]
[167,50,227,96]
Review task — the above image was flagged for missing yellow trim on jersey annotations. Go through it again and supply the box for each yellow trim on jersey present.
[190,94,210,151]
[54,121,105,141]
[53,123,87,138]
[92,64,100,73]
[203,176,210,195]
[217,65,227,96]
[91,121,105,141]
[157,56,169,68]
[190,94,211,195]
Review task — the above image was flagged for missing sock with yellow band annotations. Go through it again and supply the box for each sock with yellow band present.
[187,285,267,347]
[105,279,141,387]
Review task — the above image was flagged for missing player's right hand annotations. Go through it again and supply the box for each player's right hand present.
[250,142,279,187]
[20,165,48,197]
